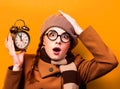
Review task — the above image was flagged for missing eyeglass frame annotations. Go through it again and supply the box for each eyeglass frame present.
[45,30,71,43]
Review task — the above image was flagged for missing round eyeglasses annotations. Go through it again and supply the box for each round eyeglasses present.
[45,30,71,43]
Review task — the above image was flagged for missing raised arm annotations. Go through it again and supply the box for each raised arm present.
[59,10,118,83]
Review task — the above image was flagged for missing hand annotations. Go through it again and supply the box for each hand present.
[59,10,83,35]
[5,33,25,71]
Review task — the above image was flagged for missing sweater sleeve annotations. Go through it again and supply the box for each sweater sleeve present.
[3,66,22,89]
[76,26,118,84]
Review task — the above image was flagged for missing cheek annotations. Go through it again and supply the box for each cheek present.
[43,36,54,52]
[43,36,51,47]
[62,43,70,53]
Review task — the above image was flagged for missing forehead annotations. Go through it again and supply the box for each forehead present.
[46,27,66,34]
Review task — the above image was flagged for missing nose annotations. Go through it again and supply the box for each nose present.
[55,36,61,44]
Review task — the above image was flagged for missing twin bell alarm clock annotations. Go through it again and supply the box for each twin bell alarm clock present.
[10,19,30,51]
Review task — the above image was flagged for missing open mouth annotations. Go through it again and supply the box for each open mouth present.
[53,47,61,52]
[53,47,61,55]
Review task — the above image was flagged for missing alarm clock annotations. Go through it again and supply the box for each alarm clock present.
[10,19,30,51]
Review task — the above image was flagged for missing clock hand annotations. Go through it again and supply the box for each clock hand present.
[18,33,22,41]
[21,33,23,41]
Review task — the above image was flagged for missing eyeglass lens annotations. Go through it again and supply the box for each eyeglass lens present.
[45,30,70,43]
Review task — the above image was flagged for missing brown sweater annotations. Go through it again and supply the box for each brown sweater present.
[3,26,118,89]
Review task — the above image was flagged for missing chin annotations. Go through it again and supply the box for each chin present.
[51,56,62,61]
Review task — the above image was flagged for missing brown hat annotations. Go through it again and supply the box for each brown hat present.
[40,14,78,49]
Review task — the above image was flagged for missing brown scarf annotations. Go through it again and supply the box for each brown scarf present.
[39,48,79,89]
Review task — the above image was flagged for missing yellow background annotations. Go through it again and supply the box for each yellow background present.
[0,0,120,89]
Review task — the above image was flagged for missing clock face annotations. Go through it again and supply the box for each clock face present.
[14,31,30,50]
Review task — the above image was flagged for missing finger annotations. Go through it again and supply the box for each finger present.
[5,38,9,49]
[58,10,67,16]
[58,10,64,14]
[59,10,74,21]
[19,52,25,57]
[8,33,12,41]
[18,51,25,62]
[7,33,16,52]
[58,10,69,18]
[21,50,25,54]
[8,33,14,47]
[5,33,12,49]
[18,50,26,56]
[59,10,83,35]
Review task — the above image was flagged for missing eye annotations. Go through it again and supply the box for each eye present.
[48,32,55,37]
[47,31,57,37]
[62,33,70,39]
[46,30,58,40]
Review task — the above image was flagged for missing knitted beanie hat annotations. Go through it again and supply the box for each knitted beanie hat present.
[40,14,78,49]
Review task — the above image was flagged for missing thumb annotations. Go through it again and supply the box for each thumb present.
[20,51,25,56]
[18,51,25,63]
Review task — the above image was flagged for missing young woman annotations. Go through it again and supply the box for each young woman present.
[3,10,118,89]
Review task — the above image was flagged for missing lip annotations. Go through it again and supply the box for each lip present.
[53,47,61,55]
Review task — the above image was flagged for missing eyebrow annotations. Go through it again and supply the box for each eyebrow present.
[48,27,65,31]
[46,30,69,36]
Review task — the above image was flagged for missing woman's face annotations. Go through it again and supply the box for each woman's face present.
[43,27,71,61]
